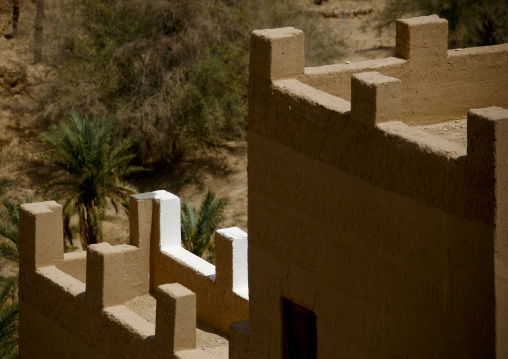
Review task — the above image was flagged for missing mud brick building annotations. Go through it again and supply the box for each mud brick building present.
[19,15,508,359]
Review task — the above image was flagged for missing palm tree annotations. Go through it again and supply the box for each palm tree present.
[0,180,22,263]
[0,183,18,358]
[39,112,144,249]
[0,197,30,264]
[181,190,228,262]
[0,276,18,358]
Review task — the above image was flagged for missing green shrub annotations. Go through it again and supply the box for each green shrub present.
[37,0,343,163]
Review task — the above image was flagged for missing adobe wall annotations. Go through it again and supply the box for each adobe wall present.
[151,233,249,334]
[18,201,158,359]
[18,191,248,358]
[299,16,508,126]
[234,15,508,359]
[137,191,249,334]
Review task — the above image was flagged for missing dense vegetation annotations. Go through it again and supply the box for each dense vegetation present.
[0,195,28,264]
[37,0,342,163]
[0,179,22,264]
[0,181,18,358]
[0,276,18,358]
[373,0,508,48]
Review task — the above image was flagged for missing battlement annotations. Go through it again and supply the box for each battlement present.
[248,15,508,226]
[237,15,508,359]
[18,191,248,359]
[250,15,507,125]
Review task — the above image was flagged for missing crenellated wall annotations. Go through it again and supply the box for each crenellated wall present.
[135,190,249,334]
[18,13,508,359]
[232,15,508,359]
[299,16,508,126]
[18,190,248,359]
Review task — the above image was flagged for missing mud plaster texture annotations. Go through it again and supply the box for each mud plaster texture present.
[17,14,508,359]
[18,193,248,359]
[230,15,508,359]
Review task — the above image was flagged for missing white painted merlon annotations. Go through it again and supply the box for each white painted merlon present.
[134,190,182,249]
[157,191,181,249]
[136,190,217,279]
[217,227,249,300]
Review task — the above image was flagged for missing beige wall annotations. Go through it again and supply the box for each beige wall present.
[19,302,107,359]
[136,191,249,334]
[18,192,248,358]
[233,15,508,358]
[18,201,163,359]
[300,17,508,126]
[247,133,495,357]
[151,247,249,334]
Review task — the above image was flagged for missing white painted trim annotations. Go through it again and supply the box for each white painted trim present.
[162,247,216,280]
[217,227,249,299]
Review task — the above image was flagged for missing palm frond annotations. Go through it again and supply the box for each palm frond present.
[0,277,17,305]
[0,339,18,358]
[0,225,18,245]
[105,181,138,196]
[180,190,228,260]
[0,279,18,356]
[116,165,146,177]
[87,203,102,243]
[106,135,142,168]
[0,243,18,263]
[0,195,31,230]
[120,198,130,213]
[37,177,78,193]
[0,180,14,197]
[0,301,18,348]
[0,194,33,262]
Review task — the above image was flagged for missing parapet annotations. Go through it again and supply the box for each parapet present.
[248,14,508,226]
[18,190,248,358]
[242,14,508,359]
[133,190,249,334]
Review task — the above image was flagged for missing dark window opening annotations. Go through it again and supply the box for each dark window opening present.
[282,298,317,359]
